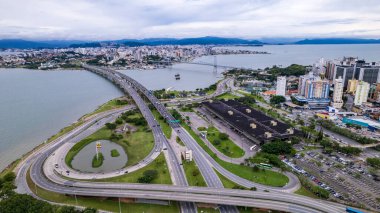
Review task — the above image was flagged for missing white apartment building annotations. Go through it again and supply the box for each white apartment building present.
[354,81,370,106]
[331,77,344,108]
[276,76,286,96]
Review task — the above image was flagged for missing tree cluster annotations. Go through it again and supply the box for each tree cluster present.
[268,64,307,77]
[249,152,286,170]
[261,141,293,155]
[319,138,362,156]
[319,120,377,144]
[105,123,117,130]
[367,158,380,169]
[270,95,286,106]
[298,176,330,199]
[236,96,256,105]
[0,172,98,213]
[137,170,158,183]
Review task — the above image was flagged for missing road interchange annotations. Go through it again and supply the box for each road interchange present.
[14,64,354,213]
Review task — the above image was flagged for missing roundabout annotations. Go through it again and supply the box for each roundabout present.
[13,66,354,213]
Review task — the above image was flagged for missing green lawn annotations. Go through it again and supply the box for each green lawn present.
[206,127,244,158]
[66,112,154,168]
[179,106,194,112]
[183,160,207,187]
[111,149,120,157]
[92,153,104,168]
[237,90,266,103]
[26,169,179,213]
[50,98,127,144]
[47,120,85,143]
[97,153,172,185]
[152,110,172,139]
[183,124,289,187]
[295,186,319,199]
[216,93,238,100]
[215,170,246,189]
[0,159,20,178]
[81,98,128,120]
[176,136,185,146]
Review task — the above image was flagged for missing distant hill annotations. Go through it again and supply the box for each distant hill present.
[110,36,263,46]
[69,42,101,48]
[0,39,52,49]
[295,38,380,44]
[0,39,86,49]
[173,36,263,45]
[2,37,380,49]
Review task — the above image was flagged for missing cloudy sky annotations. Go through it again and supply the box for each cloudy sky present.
[1,0,380,40]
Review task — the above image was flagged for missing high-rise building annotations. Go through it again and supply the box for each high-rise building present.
[354,81,370,106]
[327,58,380,89]
[304,79,330,99]
[298,72,314,96]
[331,77,344,108]
[346,79,358,94]
[373,83,380,102]
[276,76,286,96]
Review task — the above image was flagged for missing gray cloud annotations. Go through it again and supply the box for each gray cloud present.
[0,0,379,40]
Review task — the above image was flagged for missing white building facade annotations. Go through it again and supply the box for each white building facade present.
[354,81,370,106]
[276,76,286,96]
[331,77,344,108]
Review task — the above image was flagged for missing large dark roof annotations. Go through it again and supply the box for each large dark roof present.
[203,99,299,142]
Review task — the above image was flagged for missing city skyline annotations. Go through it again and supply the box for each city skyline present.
[1,0,380,40]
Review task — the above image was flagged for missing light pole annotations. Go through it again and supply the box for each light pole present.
[118,195,121,213]
[74,189,78,206]
[33,174,38,195]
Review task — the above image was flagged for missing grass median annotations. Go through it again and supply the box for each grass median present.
[26,169,179,213]
[204,126,244,158]
[96,153,171,184]
[80,98,128,120]
[47,97,128,144]
[151,109,172,139]
[65,111,154,169]
[183,160,207,187]
[215,93,239,100]
[295,186,319,199]
[183,124,289,187]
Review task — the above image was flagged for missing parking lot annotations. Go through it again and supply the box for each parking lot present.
[284,146,380,211]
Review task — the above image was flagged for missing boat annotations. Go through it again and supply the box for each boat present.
[175,73,180,80]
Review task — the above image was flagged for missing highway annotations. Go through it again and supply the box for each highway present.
[106,66,300,193]
[14,64,353,213]
[80,65,345,211]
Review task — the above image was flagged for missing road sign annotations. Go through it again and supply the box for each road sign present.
[96,142,102,149]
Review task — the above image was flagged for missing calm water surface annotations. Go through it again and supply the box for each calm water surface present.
[0,69,123,170]
[1,44,380,170]
[71,140,128,173]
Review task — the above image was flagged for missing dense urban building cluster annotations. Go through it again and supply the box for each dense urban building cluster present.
[0,45,267,70]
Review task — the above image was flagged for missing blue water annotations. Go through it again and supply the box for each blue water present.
[0,69,123,170]
[1,44,380,170]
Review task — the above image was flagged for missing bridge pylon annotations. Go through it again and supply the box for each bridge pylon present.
[213,55,217,73]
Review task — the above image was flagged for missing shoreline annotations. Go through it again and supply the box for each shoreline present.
[0,97,129,175]
[0,51,267,71]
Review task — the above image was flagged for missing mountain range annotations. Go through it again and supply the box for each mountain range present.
[1,37,380,49]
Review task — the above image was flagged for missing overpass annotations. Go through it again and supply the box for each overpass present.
[15,64,354,213]
[81,65,301,192]
[83,64,238,212]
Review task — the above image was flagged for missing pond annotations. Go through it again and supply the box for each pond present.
[71,140,128,173]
